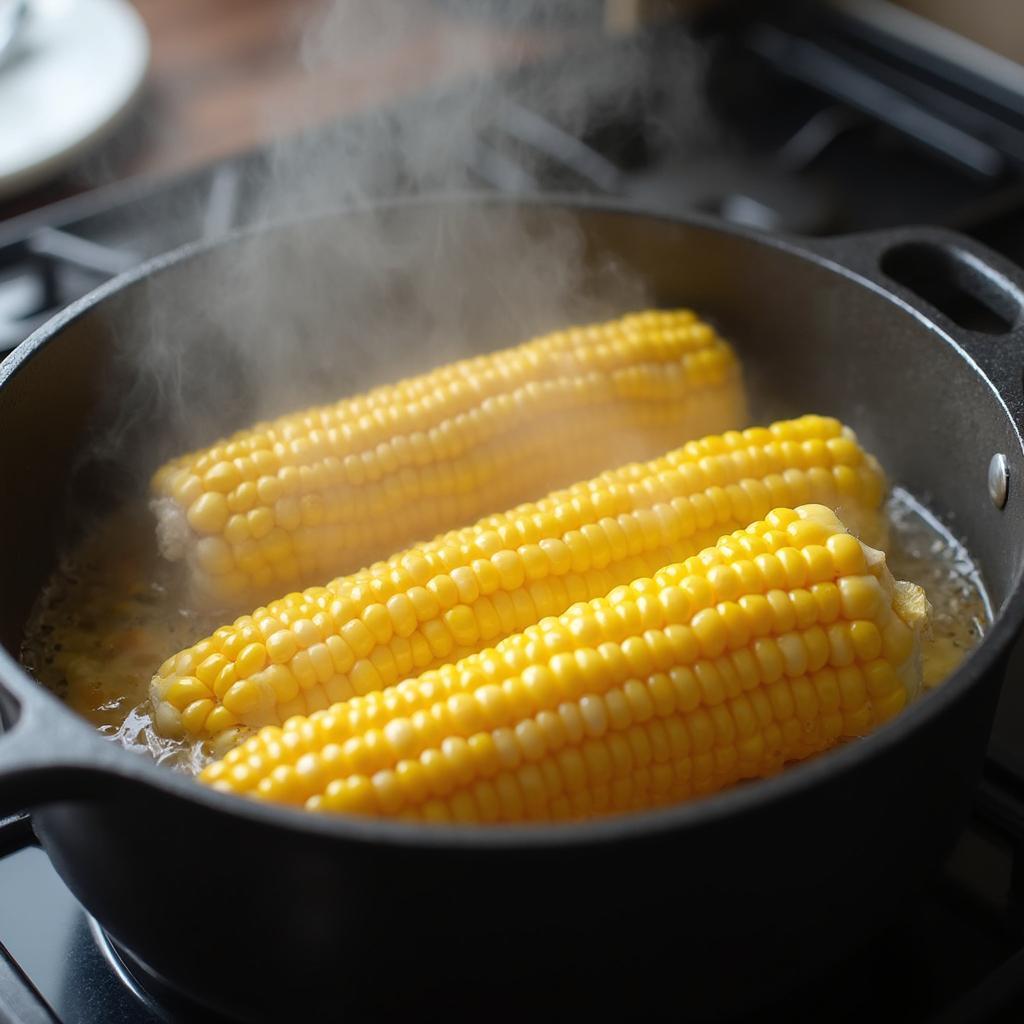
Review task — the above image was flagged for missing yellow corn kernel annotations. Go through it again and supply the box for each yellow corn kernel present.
[151,416,888,742]
[153,310,747,603]
[199,504,929,822]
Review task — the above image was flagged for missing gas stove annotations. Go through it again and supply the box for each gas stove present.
[3,3,1024,1021]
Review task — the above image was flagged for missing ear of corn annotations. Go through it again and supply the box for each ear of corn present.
[151,310,745,605]
[153,416,886,747]
[199,505,930,821]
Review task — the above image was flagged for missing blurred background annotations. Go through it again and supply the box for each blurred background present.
[4,1,1024,1022]
[4,0,1024,352]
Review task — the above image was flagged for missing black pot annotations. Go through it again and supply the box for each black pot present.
[0,199,1022,1021]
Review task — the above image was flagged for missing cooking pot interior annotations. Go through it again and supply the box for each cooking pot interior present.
[1,203,1021,664]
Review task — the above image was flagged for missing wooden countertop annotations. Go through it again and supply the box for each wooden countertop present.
[0,0,561,220]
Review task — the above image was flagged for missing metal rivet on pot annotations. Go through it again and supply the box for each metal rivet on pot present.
[988,453,1009,509]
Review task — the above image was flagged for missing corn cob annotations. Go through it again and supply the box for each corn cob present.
[152,416,886,746]
[200,505,929,820]
[151,310,745,605]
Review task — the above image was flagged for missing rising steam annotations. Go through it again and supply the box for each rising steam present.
[90,0,708,483]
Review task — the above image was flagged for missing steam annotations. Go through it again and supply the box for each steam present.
[91,0,710,483]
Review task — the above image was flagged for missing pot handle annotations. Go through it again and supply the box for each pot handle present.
[802,225,1024,399]
[0,648,123,818]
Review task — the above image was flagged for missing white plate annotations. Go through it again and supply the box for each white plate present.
[0,0,149,200]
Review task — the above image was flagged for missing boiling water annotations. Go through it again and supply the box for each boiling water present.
[884,488,989,689]
[19,488,990,776]
[20,506,226,774]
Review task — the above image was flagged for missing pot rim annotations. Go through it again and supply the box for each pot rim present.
[2,192,1021,849]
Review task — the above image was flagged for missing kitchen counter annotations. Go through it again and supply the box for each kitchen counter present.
[0,0,558,220]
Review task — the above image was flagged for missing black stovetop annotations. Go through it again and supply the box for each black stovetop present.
[4,5,1024,1022]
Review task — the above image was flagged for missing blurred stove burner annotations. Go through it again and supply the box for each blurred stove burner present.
[623,153,837,233]
[5,9,1024,354]
[87,919,226,1023]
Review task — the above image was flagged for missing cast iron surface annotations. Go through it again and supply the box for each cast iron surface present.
[0,198,1023,1019]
